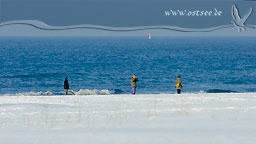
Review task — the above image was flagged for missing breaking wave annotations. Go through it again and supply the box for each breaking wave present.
[69,89,119,95]
[3,91,54,96]
[0,89,124,96]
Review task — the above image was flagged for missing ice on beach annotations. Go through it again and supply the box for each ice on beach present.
[0,93,256,144]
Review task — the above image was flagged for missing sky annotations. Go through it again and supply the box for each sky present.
[1,0,255,28]
[0,0,255,36]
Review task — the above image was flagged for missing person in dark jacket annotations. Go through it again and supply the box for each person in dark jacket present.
[131,74,139,95]
[64,77,69,95]
[175,76,182,94]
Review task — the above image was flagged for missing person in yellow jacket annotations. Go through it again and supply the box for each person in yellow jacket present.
[175,76,182,94]
[131,74,139,95]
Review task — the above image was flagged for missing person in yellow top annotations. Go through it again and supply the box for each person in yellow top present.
[175,76,182,94]
[131,74,139,95]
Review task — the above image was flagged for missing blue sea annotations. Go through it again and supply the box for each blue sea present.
[0,37,255,95]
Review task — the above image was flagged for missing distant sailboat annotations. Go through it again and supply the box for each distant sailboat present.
[148,33,151,39]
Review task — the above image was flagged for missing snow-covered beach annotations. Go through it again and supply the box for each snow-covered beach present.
[1,93,256,144]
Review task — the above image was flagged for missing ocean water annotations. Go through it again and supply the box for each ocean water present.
[0,36,255,95]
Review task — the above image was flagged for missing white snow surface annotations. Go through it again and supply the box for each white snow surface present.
[0,93,256,144]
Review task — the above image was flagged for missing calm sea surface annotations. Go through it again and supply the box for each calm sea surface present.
[0,37,255,95]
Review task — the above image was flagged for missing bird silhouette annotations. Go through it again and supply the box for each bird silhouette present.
[232,4,253,32]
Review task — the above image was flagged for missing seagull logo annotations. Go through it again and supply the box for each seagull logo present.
[232,4,253,32]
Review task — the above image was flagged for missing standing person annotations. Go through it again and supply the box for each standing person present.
[175,76,182,94]
[131,74,139,95]
[64,77,69,95]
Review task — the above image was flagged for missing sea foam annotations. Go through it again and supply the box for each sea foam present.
[0,89,120,96]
